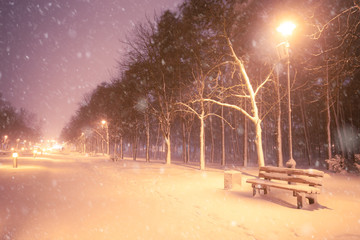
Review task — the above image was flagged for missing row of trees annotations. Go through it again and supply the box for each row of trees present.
[0,93,42,149]
[61,0,360,170]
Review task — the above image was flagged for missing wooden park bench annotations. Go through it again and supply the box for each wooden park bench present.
[111,155,119,162]
[246,166,324,209]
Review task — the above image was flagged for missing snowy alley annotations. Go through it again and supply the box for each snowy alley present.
[1,152,360,240]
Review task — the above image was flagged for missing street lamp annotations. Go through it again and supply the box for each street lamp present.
[277,21,296,168]
[12,152,18,168]
[101,120,109,155]
[276,21,296,37]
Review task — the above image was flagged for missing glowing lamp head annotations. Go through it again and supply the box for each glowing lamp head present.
[101,120,106,125]
[277,21,296,37]
[12,152,18,158]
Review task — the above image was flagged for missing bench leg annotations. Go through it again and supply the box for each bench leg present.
[307,194,317,205]
[296,193,305,209]
[252,184,270,196]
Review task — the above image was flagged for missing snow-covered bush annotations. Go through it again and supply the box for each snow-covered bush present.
[325,155,345,173]
[326,154,360,173]
[354,154,360,172]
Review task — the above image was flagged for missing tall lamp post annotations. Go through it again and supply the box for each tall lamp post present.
[101,120,110,155]
[277,21,296,168]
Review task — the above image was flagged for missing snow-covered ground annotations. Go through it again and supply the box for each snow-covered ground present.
[1,153,360,240]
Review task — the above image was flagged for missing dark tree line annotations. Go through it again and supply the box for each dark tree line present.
[0,93,42,149]
[60,0,360,170]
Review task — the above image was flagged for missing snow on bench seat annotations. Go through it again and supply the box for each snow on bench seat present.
[246,178,321,194]
[246,166,324,209]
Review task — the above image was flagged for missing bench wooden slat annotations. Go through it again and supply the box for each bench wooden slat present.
[246,166,325,209]
[246,178,321,194]
[260,166,324,177]
[258,172,322,186]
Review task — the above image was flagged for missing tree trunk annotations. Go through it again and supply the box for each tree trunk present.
[154,124,161,160]
[120,136,123,159]
[145,113,150,163]
[333,80,345,157]
[165,133,171,164]
[132,133,138,161]
[339,106,350,159]
[114,137,117,157]
[332,104,345,157]
[101,138,104,155]
[254,118,265,167]
[299,92,312,165]
[234,114,241,164]
[243,112,248,167]
[231,115,236,164]
[182,119,187,163]
[186,129,191,163]
[209,109,215,163]
[199,109,206,170]
[221,105,226,166]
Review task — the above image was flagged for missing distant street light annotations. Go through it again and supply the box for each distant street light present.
[277,21,296,168]
[101,120,110,155]
[12,152,18,168]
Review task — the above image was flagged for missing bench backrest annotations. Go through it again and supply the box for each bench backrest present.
[258,166,324,186]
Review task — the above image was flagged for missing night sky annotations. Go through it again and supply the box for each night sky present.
[0,0,181,139]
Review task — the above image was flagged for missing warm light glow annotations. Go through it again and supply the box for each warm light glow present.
[51,144,63,150]
[101,120,106,125]
[4,135,8,140]
[12,152,18,158]
[277,21,296,37]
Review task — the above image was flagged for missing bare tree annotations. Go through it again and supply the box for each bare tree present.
[203,37,274,167]
[178,68,225,170]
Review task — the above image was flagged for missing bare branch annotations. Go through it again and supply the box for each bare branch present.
[254,67,274,97]
[203,98,255,123]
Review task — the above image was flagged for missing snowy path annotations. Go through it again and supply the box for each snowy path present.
[1,153,360,239]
